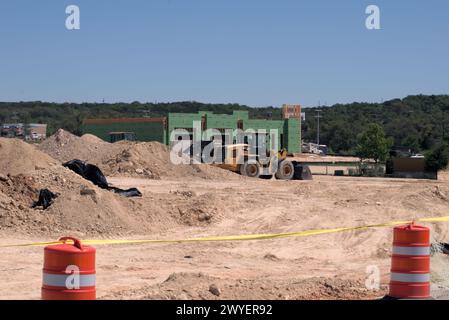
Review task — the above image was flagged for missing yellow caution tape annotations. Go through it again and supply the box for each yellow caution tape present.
[2,215,449,248]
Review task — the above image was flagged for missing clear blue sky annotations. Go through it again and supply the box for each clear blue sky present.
[0,0,448,107]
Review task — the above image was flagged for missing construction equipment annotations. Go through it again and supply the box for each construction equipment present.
[301,142,329,155]
[214,144,311,180]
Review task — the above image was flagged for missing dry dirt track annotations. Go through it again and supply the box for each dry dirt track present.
[1,175,449,300]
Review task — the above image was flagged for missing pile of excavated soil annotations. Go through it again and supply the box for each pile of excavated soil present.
[103,272,383,300]
[0,167,229,237]
[0,138,58,175]
[80,133,108,145]
[0,139,231,236]
[38,129,242,180]
[0,167,231,237]
[37,129,122,165]
[102,141,242,180]
[0,166,133,236]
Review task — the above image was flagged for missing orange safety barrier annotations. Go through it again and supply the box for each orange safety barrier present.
[388,224,431,299]
[41,237,96,300]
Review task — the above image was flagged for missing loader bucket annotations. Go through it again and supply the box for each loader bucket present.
[293,163,313,180]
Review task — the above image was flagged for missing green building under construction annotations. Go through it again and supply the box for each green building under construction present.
[82,109,301,153]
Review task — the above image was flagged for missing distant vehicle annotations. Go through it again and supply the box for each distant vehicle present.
[390,146,414,158]
[411,154,425,159]
[318,145,328,156]
[390,146,425,159]
[302,142,327,155]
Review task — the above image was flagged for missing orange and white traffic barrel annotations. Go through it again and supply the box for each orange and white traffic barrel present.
[389,224,431,299]
[41,237,96,300]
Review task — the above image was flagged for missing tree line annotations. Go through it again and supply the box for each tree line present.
[1,94,448,156]
[302,95,449,155]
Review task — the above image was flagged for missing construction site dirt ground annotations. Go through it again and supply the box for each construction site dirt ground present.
[1,175,449,300]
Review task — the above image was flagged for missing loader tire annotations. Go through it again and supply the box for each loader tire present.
[275,160,294,180]
[240,162,260,178]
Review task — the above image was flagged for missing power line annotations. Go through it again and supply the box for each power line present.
[315,109,323,146]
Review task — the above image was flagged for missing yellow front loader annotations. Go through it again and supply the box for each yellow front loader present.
[214,144,303,180]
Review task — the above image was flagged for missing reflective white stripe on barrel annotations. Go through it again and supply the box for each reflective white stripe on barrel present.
[392,246,430,256]
[390,272,430,283]
[43,273,96,287]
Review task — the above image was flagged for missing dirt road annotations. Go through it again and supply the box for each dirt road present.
[1,175,449,300]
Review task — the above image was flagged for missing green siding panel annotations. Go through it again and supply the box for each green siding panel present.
[285,119,300,153]
[82,122,165,143]
[166,110,301,153]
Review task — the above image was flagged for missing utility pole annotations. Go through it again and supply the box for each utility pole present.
[315,109,322,146]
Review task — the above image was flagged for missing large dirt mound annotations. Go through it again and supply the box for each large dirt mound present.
[38,129,241,180]
[38,129,121,165]
[0,167,136,236]
[0,167,230,237]
[80,133,108,145]
[103,141,242,180]
[0,138,57,175]
[0,131,237,236]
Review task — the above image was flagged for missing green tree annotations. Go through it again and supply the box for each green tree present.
[425,143,449,171]
[356,123,392,163]
[22,113,32,139]
[401,136,420,152]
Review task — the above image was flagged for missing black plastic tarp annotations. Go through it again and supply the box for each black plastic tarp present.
[32,189,58,210]
[63,160,108,189]
[63,159,142,197]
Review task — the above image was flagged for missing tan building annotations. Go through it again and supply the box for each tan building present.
[282,104,302,119]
